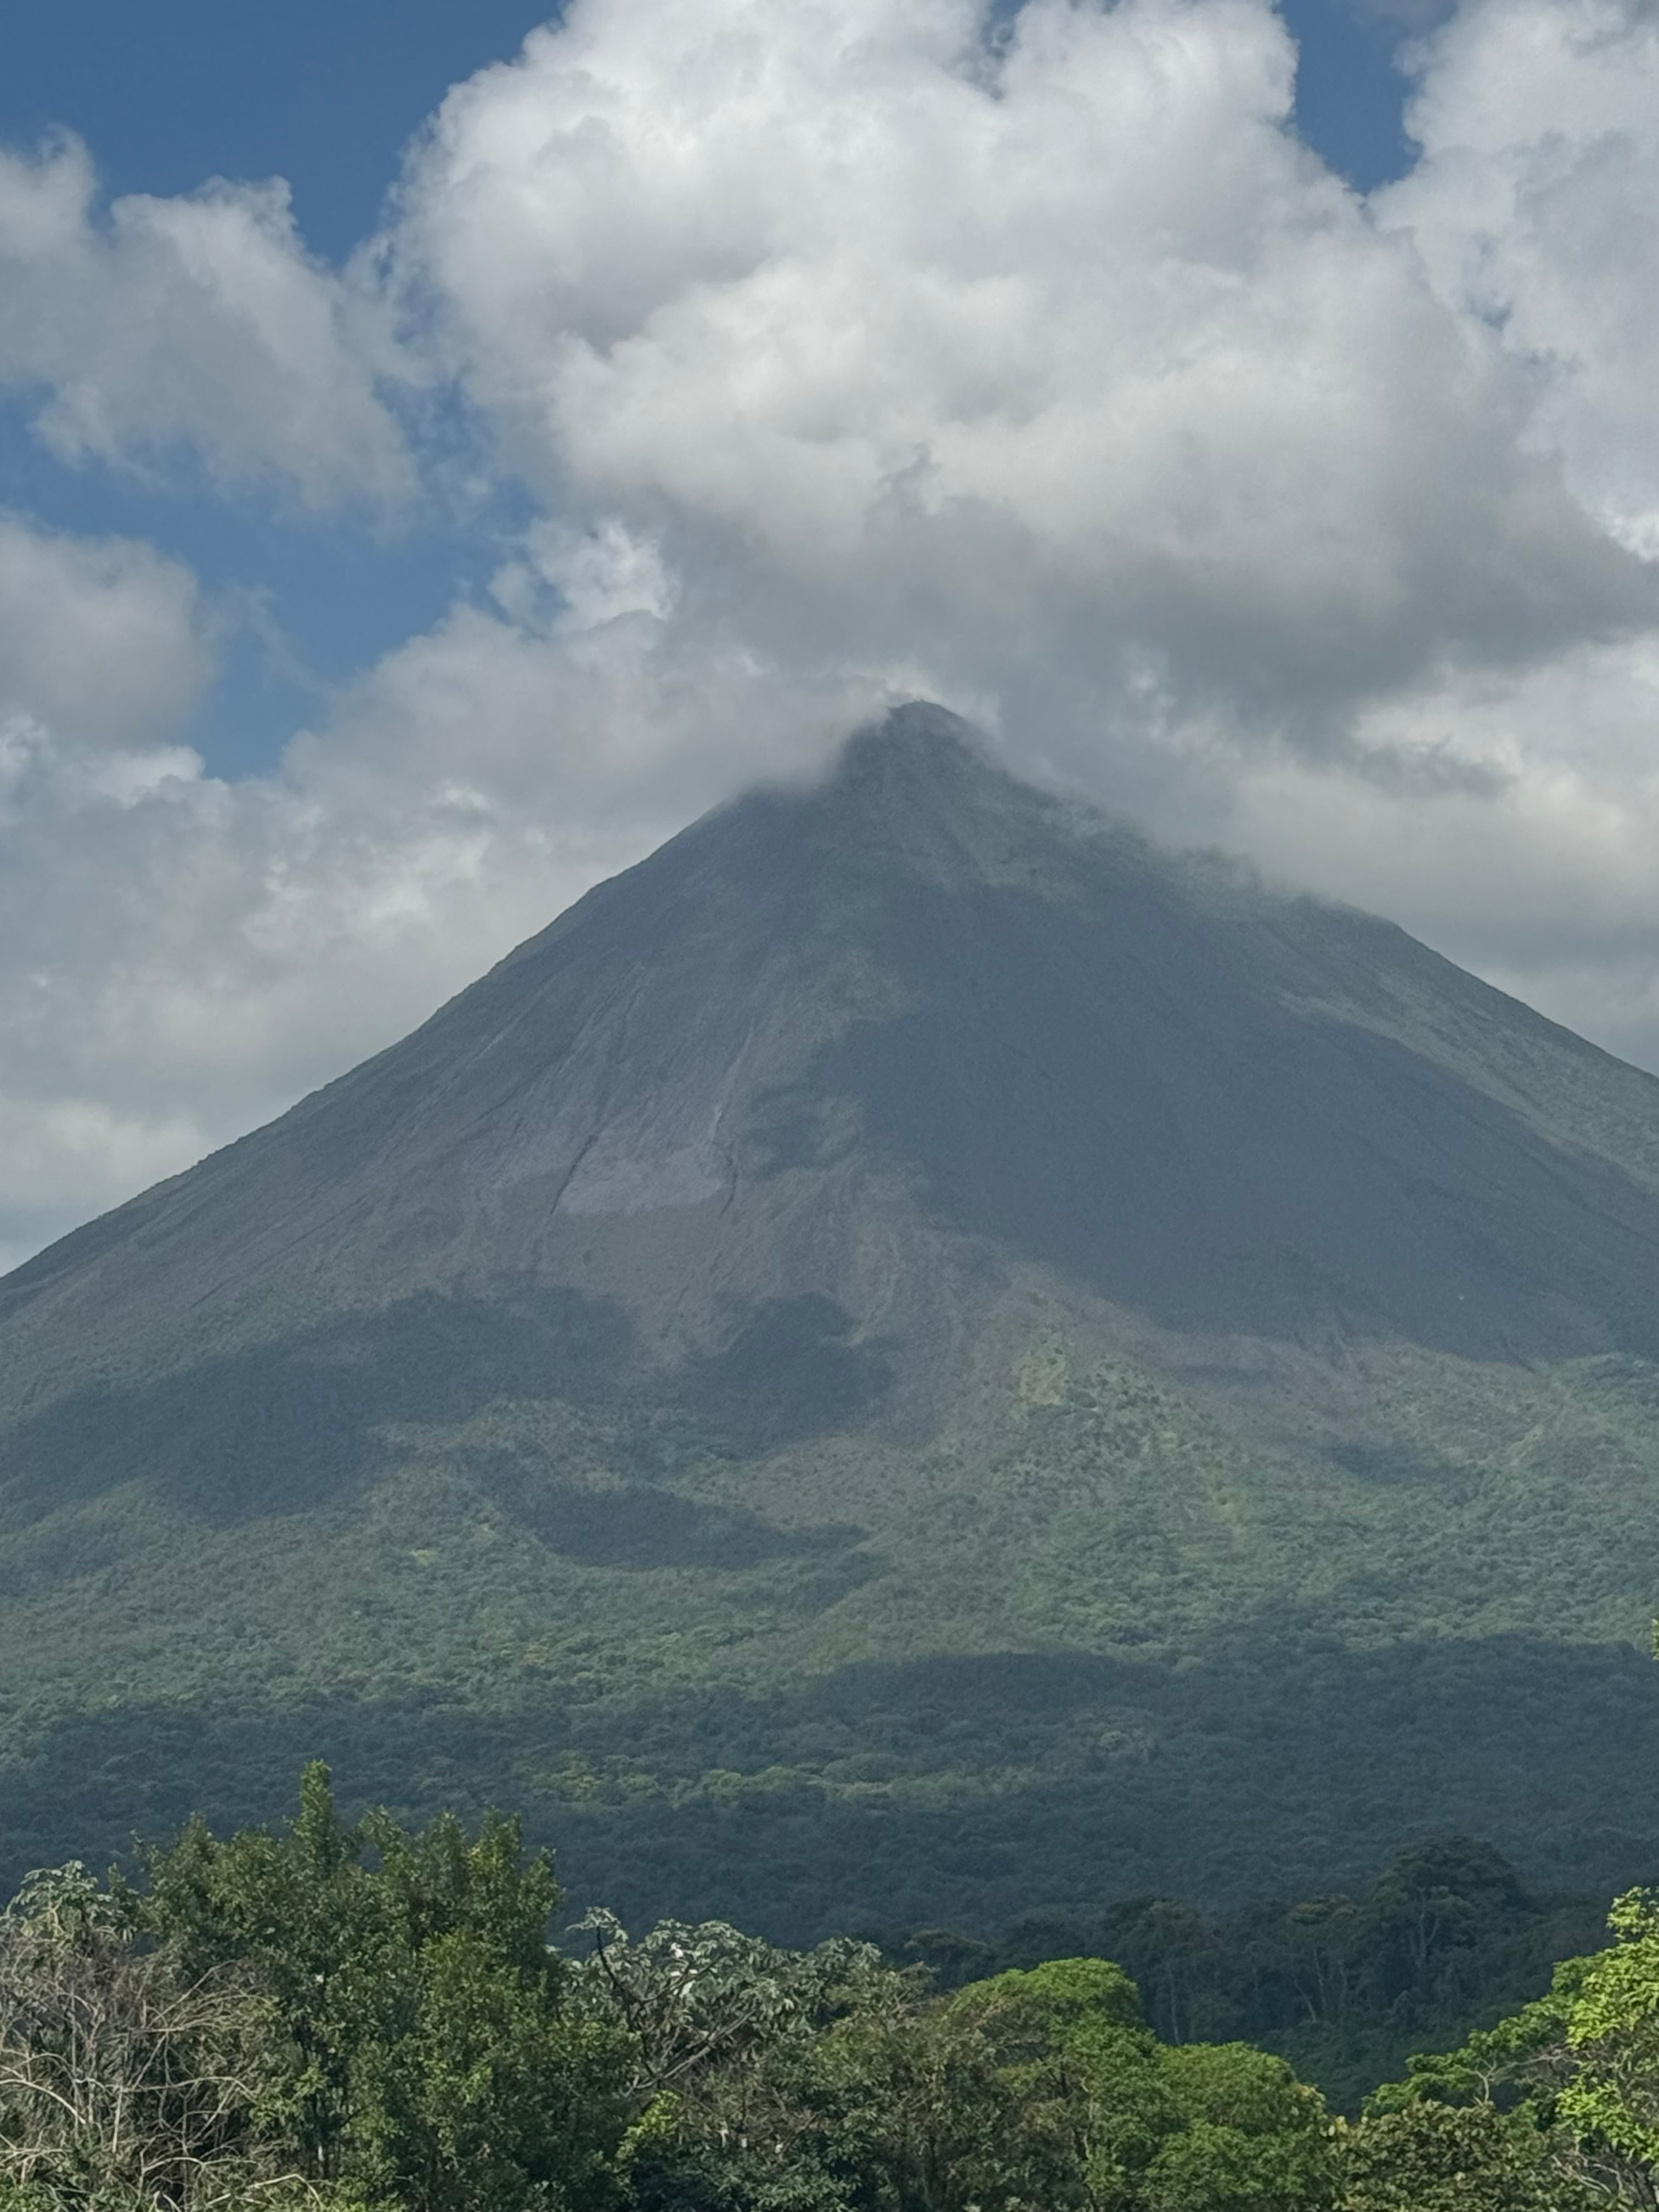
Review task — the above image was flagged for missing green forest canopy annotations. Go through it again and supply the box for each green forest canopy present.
[3,1767,1659,2210]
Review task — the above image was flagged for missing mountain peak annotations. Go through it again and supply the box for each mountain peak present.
[828,700,1026,820]
[832,700,985,786]
[791,700,1052,887]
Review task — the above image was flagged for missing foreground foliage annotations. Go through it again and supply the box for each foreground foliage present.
[4,1768,1659,2210]
[905,1830,1604,2110]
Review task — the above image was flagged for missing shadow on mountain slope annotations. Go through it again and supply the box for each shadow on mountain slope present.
[0,1285,632,1523]
[754,877,1659,1361]
[7,1628,1659,1946]
[0,1287,894,1526]
[473,1447,867,1571]
[673,1294,896,1458]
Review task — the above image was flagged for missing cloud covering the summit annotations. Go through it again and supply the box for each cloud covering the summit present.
[4,0,1659,1252]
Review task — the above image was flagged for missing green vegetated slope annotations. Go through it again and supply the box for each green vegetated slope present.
[4,705,1659,1939]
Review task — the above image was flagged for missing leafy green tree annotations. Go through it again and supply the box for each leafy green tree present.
[572,1909,881,2112]
[1552,1887,1659,2203]
[1364,1841,1528,2005]
[574,1910,883,2212]
[953,1958,1337,2212]
[1093,1903,1212,2045]
[134,1764,632,2212]
[1143,2043,1335,2212]
[804,1967,1073,2212]
[1365,1906,1659,2206]
[1366,1965,1583,2119]
[950,1958,1170,2208]
[1340,2101,1594,2212]
[1282,1897,1365,2024]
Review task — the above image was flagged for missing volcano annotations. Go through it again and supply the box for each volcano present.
[5,703,1659,1935]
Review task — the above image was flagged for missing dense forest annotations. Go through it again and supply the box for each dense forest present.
[2,1767,1657,2210]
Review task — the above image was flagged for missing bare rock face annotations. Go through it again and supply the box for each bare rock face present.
[5,702,1659,1927]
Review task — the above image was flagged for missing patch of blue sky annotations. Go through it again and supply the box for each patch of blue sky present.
[1280,0,1420,192]
[0,0,564,263]
[0,393,519,777]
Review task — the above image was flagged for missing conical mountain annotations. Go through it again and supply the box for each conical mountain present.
[5,702,1659,1934]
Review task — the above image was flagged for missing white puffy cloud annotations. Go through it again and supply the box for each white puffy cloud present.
[0,513,211,744]
[9,0,1659,1264]
[1226,631,1659,1059]
[0,133,413,509]
[391,0,1652,781]
[1380,0,1659,558]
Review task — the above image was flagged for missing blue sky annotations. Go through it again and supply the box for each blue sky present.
[1,0,1419,781]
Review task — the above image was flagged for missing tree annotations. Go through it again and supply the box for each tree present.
[804,1968,1073,2212]
[949,1958,1169,2210]
[572,1910,881,2112]
[952,1958,1337,2212]
[1365,1899,1659,2208]
[1551,1887,1659,2205]
[134,1765,633,2212]
[1282,1897,1364,2024]
[1094,1903,1211,2045]
[1365,1840,1528,2004]
[573,1909,885,2210]
[1341,2101,1595,2212]
[0,1863,297,2211]
[605,1938,1083,2212]
[1142,2043,1335,2212]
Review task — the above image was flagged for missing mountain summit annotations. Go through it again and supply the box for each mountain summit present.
[6,703,1659,1930]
